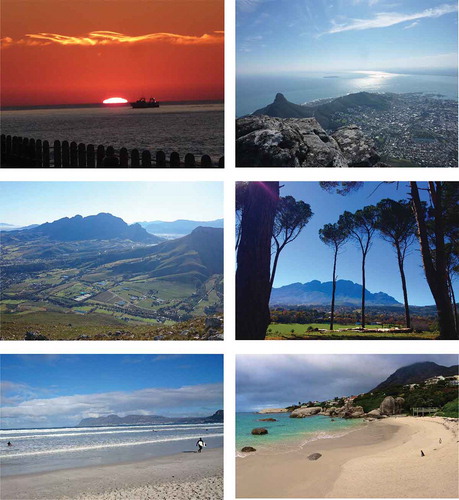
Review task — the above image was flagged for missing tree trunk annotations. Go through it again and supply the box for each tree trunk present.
[410,182,456,339]
[330,247,338,330]
[396,244,411,329]
[236,182,279,340]
[447,272,458,336]
[361,253,366,328]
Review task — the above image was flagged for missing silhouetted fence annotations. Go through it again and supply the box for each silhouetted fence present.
[1,135,224,168]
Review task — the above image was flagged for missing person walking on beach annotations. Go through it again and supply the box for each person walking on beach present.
[196,438,205,453]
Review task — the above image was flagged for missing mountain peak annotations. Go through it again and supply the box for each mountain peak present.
[274,93,287,102]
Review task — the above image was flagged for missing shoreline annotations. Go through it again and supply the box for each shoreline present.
[237,416,458,498]
[1,447,223,500]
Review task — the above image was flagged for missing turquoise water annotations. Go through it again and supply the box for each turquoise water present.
[236,412,364,456]
[237,72,458,117]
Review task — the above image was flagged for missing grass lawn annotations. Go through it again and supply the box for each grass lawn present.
[266,323,437,340]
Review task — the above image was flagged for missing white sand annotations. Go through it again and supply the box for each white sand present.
[237,417,458,498]
[1,448,223,500]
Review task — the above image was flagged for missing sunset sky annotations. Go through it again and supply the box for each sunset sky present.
[1,0,224,106]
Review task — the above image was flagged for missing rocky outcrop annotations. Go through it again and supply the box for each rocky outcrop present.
[251,428,268,435]
[290,407,322,418]
[258,418,277,422]
[324,400,365,419]
[379,396,405,416]
[241,446,256,452]
[366,409,384,419]
[236,115,379,167]
[258,408,289,414]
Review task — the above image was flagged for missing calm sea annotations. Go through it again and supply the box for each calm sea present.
[0,422,223,476]
[236,412,363,457]
[1,103,224,160]
[237,72,458,116]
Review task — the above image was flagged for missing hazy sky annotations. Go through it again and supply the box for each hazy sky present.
[237,0,458,75]
[1,355,223,429]
[2,0,223,106]
[0,182,223,226]
[268,182,457,307]
[237,354,459,411]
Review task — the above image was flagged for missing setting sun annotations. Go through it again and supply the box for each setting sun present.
[103,97,128,104]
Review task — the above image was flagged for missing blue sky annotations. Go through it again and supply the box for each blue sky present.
[0,182,223,226]
[270,182,457,306]
[237,0,458,75]
[1,355,223,429]
[237,354,459,411]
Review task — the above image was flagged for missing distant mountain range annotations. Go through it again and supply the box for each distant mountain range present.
[253,91,391,129]
[371,362,459,392]
[2,213,162,243]
[137,219,223,236]
[270,280,401,306]
[78,409,223,427]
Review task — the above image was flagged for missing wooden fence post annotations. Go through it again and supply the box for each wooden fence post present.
[87,145,95,167]
[1,135,5,162]
[131,149,140,166]
[156,151,166,166]
[21,138,29,166]
[28,138,36,166]
[54,140,61,167]
[35,139,43,167]
[201,155,212,167]
[218,156,224,168]
[6,135,12,163]
[120,148,129,166]
[141,150,152,167]
[170,152,180,167]
[70,141,78,167]
[62,141,70,167]
[96,145,105,167]
[184,153,196,167]
[43,141,50,167]
[78,143,87,167]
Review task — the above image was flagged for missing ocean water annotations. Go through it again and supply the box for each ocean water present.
[0,422,223,476]
[1,103,224,160]
[236,412,364,457]
[237,72,458,116]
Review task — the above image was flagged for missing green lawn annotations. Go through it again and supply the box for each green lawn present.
[266,323,437,340]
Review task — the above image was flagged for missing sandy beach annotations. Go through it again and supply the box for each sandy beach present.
[1,447,223,500]
[237,417,458,498]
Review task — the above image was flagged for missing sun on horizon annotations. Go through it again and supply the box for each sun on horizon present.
[103,97,128,104]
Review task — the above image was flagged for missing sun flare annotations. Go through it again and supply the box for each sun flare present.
[103,97,128,104]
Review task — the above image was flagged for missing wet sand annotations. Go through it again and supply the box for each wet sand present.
[1,447,223,500]
[236,417,458,498]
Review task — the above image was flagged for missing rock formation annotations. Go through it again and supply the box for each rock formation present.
[324,400,365,419]
[257,408,289,414]
[251,428,268,435]
[379,396,405,416]
[241,446,256,452]
[236,115,380,167]
[290,407,322,418]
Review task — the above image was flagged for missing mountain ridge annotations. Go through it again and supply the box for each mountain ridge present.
[270,279,401,306]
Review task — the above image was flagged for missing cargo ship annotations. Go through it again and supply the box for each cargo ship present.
[131,97,160,109]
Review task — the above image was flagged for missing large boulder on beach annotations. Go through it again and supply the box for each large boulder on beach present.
[395,397,405,414]
[241,446,256,452]
[258,418,277,422]
[380,396,396,415]
[251,428,268,435]
[258,408,288,414]
[367,409,384,419]
[290,407,322,418]
[307,453,322,461]
[343,405,365,419]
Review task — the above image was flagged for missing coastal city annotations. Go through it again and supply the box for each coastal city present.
[333,93,458,167]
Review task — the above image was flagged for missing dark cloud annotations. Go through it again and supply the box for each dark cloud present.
[236,355,458,411]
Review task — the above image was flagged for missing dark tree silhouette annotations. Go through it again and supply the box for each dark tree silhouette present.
[338,206,378,328]
[270,196,313,292]
[410,182,457,339]
[374,199,417,329]
[236,182,280,340]
[319,222,349,330]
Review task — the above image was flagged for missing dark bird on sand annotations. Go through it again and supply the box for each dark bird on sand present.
[421,450,425,457]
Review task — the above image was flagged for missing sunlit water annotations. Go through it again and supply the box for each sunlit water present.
[2,103,224,160]
[0,422,223,476]
[236,412,364,457]
[237,72,458,116]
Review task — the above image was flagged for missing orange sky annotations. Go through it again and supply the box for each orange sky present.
[1,0,224,106]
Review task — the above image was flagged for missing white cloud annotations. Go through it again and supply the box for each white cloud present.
[403,21,419,29]
[326,3,457,34]
[1,383,223,427]
[237,0,274,13]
